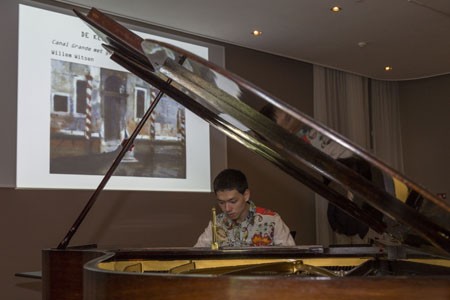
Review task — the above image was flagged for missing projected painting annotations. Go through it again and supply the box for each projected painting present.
[50,60,187,178]
[17,4,211,191]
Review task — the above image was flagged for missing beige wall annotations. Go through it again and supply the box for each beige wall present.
[399,74,450,195]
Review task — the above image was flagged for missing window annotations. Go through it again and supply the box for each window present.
[75,79,88,115]
[51,93,70,113]
[134,87,149,119]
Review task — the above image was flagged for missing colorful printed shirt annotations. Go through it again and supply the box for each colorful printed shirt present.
[297,128,353,159]
[194,202,296,247]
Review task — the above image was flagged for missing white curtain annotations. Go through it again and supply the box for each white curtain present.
[313,66,370,246]
[371,79,404,172]
[313,66,403,246]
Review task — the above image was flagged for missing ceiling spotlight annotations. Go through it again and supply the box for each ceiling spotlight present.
[252,30,263,37]
[357,41,367,48]
[331,6,342,12]
[384,66,393,71]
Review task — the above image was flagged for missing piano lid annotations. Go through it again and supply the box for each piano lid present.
[74,8,449,254]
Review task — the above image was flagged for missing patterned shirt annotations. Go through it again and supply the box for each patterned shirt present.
[297,128,353,159]
[194,202,295,247]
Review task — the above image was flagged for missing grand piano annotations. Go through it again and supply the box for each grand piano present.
[42,7,450,300]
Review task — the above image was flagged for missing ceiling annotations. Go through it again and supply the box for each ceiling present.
[54,0,450,81]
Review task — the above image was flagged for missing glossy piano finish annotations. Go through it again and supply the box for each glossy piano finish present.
[43,247,450,300]
[83,274,450,300]
[72,7,450,254]
[42,247,105,300]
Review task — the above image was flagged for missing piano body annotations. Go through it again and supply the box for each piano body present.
[42,8,450,300]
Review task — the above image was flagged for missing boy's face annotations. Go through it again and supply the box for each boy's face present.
[216,188,250,222]
[274,110,303,133]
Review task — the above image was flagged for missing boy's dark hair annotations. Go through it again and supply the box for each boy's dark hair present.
[213,169,248,194]
[260,104,277,121]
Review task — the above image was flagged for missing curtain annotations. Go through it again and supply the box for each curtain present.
[313,66,370,246]
[313,66,403,246]
[371,79,404,172]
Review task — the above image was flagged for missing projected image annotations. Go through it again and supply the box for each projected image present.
[17,4,212,191]
[50,59,187,178]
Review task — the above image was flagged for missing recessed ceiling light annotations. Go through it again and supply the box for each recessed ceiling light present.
[251,30,263,37]
[357,41,368,48]
[331,6,342,12]
[384,66,393,71]
[251,30,262,36]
